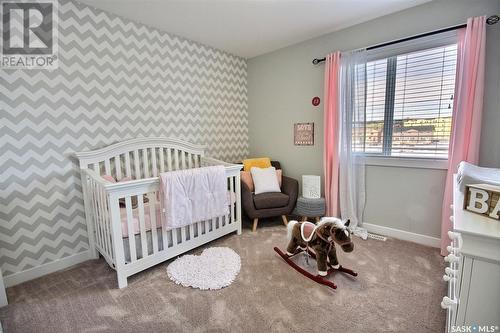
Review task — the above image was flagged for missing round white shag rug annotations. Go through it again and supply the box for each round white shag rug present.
[167,247,241,290]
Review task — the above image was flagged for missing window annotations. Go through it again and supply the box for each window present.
[354,38,458,159]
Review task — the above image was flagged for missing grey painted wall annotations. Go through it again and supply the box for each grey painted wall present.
[248,0,500,238]
[0,0,248,278]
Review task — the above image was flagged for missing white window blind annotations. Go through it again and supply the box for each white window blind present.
[354,31,458,159]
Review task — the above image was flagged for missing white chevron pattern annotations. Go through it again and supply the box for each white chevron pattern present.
[0,0,248,277]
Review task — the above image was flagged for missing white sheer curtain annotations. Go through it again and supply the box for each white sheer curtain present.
[339,49,368,239]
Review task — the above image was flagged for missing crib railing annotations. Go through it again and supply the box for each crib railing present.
[78,138,208,181]
[81,160,242,288]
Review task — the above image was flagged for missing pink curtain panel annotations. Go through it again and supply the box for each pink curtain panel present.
[323,52,341,217]
[440,16,486,255]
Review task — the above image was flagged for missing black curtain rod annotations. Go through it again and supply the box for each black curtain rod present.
[312,14,499,65]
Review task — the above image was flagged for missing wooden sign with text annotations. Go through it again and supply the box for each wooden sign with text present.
[294,123,314,146]
[464,184,500,220]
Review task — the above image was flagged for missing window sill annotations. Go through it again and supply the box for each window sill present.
[359,156,449,170]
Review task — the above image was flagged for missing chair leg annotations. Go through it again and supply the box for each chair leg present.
[252,218,259,232]
[281,215,288,226]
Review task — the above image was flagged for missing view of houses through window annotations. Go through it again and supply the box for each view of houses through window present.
[354,44,458,159]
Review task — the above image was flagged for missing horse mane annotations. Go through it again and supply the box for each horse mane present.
[317,217,346,230]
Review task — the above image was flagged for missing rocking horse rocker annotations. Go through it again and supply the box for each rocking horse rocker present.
[274,217,358,289]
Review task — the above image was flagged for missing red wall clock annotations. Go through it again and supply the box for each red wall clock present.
[312,96,320,106]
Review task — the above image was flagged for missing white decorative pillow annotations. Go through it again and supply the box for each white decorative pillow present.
[250,167,281,195]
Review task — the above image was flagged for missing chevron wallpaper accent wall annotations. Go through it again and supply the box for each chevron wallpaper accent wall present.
[0,0,248,279]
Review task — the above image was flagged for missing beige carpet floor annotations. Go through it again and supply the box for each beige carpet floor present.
[0,218,446,333]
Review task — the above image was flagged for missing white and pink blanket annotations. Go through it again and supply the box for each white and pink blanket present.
[160,166,228,230]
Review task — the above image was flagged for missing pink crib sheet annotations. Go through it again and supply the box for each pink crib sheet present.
[119,202,162,238]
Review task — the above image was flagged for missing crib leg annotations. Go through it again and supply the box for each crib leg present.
[81,174,99,260]
[117,271,128,289]
[236,221,242,235]
[89,247,99,260]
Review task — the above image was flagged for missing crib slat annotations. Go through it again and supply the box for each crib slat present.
[125,152,132,178]
[159,148,165,173]
[198,221,203,235]
[172,228,178,245]
[98,186,110,256]
[90,181,101,250]
[95,184,105,251]
[104,159,111,176]
[230,176,235,225]
[125,196,137,262]
[174,149,179,170]
[180,226,186,243]
[181,152,186,170]
[193,223,198,238]
[142,149,150,178]
[115,155,122,180]
[235,172,242,233]
[189,223,194,239]
[148,192,158,253]
[97,187,111,254]
[162,223,169,250]
[151,148,158,177]
[137,196,148,258]
[194,154,199,168]
[133,150,141,179]
[93,163,99,174]
[188,154,193,169]
[103,188,114,259]
[167,149,172,171]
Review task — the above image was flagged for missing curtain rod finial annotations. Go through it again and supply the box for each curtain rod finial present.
[487,15,499,25]
[312,57,326,65]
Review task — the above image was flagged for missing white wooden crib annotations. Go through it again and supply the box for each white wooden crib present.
[76,137,242,288]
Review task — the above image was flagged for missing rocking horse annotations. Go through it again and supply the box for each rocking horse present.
[274,217,358,289]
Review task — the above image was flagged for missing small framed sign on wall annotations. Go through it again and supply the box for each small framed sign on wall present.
[294,122,314,146]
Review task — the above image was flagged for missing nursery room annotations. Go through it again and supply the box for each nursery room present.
[1,0,499,332]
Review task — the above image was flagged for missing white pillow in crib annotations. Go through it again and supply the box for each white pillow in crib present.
[250,167,281,195]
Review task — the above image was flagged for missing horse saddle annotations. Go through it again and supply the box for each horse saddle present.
[300,221,317,242]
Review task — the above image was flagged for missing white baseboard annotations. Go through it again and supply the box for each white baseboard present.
[3,250,91,288]
[363,223,440,248]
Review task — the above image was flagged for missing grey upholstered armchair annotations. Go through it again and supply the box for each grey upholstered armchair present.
[241,161,299,231]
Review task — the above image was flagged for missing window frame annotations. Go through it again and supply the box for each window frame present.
[356,30,459,166]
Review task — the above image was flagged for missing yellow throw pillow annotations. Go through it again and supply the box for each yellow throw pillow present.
[242,157,271,171]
